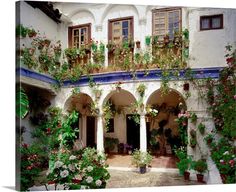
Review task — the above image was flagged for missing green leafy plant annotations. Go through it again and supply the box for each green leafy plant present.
[74,148,110,189]
[177,156,192,176]
[192,159,208,174]
[103,100,115,132]
[16,86,29,119]
[20,143,42,191]
[16,24,28,37]
[198,123,205,135]
[131,149,153,167]
[136,83,146,97]
[190,112,197,123]
[22,48,37,69]
[104,137,119,153]
[64,48,78,62]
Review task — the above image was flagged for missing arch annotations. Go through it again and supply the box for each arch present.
[102,88,137,107]
[146,88,187,110]
[100,4,140,24]
[64,92,94,115]
[68,9,96,23]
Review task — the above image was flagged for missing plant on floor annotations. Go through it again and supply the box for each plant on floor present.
[20,143,44,191]
[207,137,236,184]
[72,147,110,189]
[176,156,193,177]
[131,149,153,174]
[58,110,79,149]
[47,151,80,190]
[104,137,119,153]
[192,159,208,182]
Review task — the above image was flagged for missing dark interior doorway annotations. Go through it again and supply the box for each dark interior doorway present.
[126,114,140,150]
[86,116,96,148]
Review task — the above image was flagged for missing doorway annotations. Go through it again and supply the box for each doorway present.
[126,114,140,150]
[86,116,96,148]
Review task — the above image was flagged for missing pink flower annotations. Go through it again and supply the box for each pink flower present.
[234,95,236,100]
[229,160,235,167]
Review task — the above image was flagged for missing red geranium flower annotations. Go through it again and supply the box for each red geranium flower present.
[72,179,81,184]
[22,143,28,148]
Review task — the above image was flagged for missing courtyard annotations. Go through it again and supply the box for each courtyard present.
[16,1,236,191]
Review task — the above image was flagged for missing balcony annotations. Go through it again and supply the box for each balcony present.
[17,24,191,86]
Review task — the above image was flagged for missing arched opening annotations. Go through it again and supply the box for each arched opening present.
[146,89,187,166]
[102,89,139,155]
[64,92,96,148]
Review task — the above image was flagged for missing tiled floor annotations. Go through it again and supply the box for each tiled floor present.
[106,154,177,168]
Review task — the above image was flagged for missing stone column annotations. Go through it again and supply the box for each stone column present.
[140,113,147,152]
[96,114,104,153]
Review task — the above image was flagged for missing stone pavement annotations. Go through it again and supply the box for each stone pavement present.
[106,169,202,188]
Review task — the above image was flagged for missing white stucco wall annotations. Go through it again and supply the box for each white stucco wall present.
[188,8,236,68]
[19,1,68,50]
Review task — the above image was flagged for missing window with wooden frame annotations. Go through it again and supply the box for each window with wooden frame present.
[68,23,91,48]
[152,8,181,40]
[108,17,133,45]
[200,14,223,31]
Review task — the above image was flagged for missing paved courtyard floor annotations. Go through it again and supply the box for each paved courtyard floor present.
[106,169,202,188]
[106,154,202,188]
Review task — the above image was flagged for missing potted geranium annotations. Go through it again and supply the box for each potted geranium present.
[131,149,152,174]
[192,159,208,182]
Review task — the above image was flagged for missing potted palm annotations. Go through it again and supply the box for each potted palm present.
[131,149,152,174]
[192,159,208,182]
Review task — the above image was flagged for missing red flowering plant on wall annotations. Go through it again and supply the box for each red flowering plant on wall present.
[206,45,236,139]
[175,111,190,145]
[204,45,236,184]
[209,138,236,184]
[20,143,43,191]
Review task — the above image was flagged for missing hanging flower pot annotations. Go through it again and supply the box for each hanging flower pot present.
[183,82,190,91]
[145,36,151,46]
[136,41,141,49]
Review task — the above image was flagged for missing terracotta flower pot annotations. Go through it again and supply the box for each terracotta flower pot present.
[136,41,141,49]
[220,173,227,183]
[196,173,204,183]
[184,171,190,180]
[183,83,190,91]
